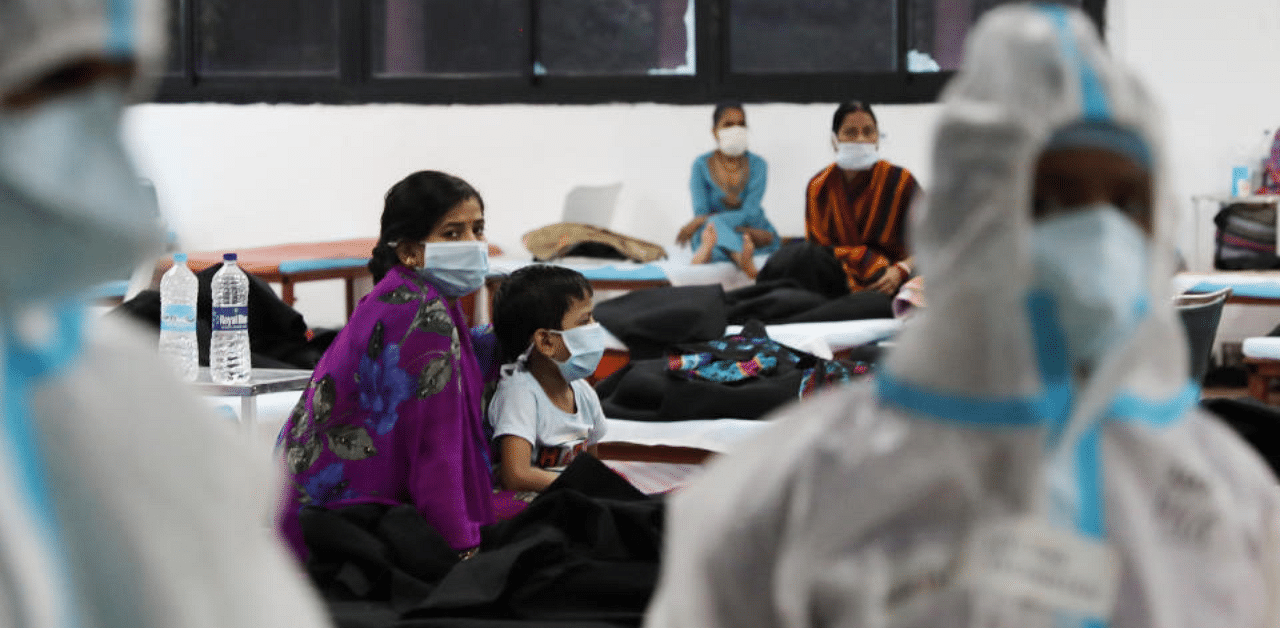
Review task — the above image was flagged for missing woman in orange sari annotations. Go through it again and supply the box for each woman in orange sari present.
[806,101,921,295]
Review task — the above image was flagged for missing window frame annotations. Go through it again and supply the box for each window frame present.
[153,0,1106,105]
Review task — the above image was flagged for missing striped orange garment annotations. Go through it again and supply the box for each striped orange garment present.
[805,161,918,291]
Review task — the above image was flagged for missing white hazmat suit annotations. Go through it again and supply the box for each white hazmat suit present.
[0,1,332,627]
[645,6,1280,628]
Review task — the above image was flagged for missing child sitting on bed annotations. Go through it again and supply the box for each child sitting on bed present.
[489,264,609,492]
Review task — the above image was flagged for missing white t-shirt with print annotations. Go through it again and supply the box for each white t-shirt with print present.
[488,365,608,468]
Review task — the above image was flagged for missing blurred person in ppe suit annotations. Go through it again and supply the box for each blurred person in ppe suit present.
[646,5,1280,628]
[0,1,332,627]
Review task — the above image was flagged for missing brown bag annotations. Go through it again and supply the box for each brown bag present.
[522,222,667,263]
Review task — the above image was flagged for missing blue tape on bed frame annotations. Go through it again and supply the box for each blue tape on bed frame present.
[276,258,372,274]
[1189,281,1280,300]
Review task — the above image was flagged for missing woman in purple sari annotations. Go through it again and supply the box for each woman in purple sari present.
[277,171,498,560]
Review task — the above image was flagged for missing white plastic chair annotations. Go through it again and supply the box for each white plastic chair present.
[561,182,623,228]
[1174,287,1232,382]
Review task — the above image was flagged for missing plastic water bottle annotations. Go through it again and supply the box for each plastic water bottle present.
[1232,129,1277,197]
[211,253,251,384]
[159,253,199,382]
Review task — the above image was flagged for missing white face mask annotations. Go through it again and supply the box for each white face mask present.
[549,322,606,381]
[834,140,880,171]
[1030,203,1151,366]
[0,83,159,308]
[417,240,489,297]
[716,126,749,157]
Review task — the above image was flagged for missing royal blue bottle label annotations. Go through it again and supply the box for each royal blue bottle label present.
[160,304,197,333]
[212,305,248,332]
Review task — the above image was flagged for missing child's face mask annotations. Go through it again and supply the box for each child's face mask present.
[548,322,606,381]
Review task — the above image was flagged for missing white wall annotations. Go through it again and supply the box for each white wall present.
[124,102,942,254]
[122,0,1280,333]
[1107,0,1280,344]
[123,102,942,326]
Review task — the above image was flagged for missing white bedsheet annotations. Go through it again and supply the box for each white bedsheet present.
[206,391,772,457]
[727,319,902,358]
[601,319,902,358]
[653,246,768,290]
[601,417,769,453]
[1173,272,1280,293]
[1243,336,1280,360]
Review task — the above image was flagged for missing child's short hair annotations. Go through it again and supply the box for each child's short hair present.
[492,264,594,363]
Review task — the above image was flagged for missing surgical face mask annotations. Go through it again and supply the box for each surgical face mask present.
[549,322,606,381]
[417,240,489,297]
[1030,203,1151,366]
[716,126,749,157]
[0,83,159,309]
[834,140,879,171]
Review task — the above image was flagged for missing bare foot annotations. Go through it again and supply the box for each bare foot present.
[691,222,717,264]
[731,232,758,278]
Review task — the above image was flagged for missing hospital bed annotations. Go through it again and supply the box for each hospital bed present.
[1176,271,1280,306]
[190,250,900,491]
[489,250,769,291]
[208,387,769,494]
[198,315,901,492]
[478,253,767,327]
[155,237,501,323]
[148,244,747,326]
[592,317,902,384]
[156,237,379,317]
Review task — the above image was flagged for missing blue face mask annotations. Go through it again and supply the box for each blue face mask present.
[1031,203,1151,366]
[0,83,159,308]
[550,322,606,381]
[417,241,489,298]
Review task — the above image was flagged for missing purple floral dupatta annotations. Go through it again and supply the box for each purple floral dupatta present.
[277,265,495,559]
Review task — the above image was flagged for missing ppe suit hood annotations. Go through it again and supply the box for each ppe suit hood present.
[0,0,165,309]
[0,0,165,99]
[881,5,1193,433]
[645,10,1280,627]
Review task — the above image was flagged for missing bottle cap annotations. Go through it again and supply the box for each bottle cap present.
[223,253,237,261]
[173,253,187,263]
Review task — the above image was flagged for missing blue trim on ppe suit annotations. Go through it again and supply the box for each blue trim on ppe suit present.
[3,304,87,626]
[874,8,1196,623]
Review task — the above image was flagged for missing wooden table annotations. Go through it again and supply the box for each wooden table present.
[158,238,378,318]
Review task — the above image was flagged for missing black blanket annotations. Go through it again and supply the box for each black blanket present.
[1200,397,1280,479]
[594,280,891,360]
[302,456,663,628]
[594,357,804,421]
[111,262,334,369]
[595,321,872,421]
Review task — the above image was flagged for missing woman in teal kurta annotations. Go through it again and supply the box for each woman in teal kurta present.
[677,103,780,278]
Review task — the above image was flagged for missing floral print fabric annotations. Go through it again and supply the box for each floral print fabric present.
[666,320,874,396]
[277,266,496,559]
